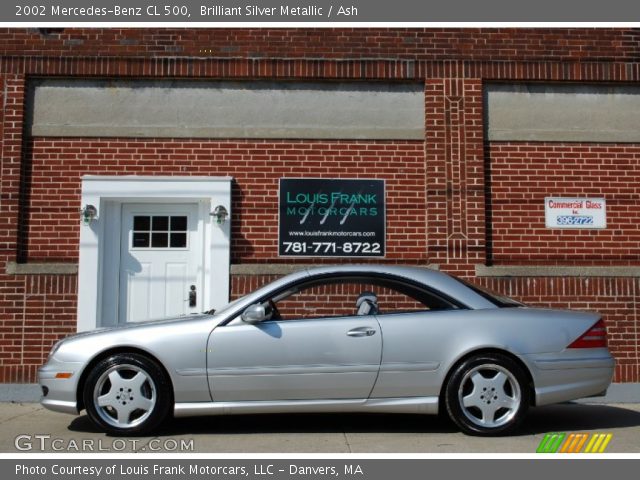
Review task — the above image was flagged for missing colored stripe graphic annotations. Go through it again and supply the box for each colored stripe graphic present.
[584,433,613,453]
[537,433,613,453]
[537,433,566,453]
[560,433,589,453]
[572,433,589,453]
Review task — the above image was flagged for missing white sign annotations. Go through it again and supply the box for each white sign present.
[545,197,606,229]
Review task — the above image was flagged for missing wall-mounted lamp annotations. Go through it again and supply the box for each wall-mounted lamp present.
[80,204,98,225]
[210,205,229,225]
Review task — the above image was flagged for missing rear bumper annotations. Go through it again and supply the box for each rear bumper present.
[523,350,615,406]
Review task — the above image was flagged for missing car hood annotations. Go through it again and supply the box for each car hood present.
[60,313,215,342]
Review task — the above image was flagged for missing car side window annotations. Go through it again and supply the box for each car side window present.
[273,282,372,320]
[270,277,454,321]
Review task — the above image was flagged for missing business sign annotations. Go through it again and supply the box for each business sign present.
[279,178,385,257]
[545,197,606,229]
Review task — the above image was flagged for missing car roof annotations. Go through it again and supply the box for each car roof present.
[216,264,497,320]
[302,265,496,309]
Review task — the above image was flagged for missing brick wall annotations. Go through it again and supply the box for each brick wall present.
[1,28,640,384]
[1,28,639,61]
[23,138,426,263]
[425,78,485,276]
[488,143,640,265]
[0,274,77,383]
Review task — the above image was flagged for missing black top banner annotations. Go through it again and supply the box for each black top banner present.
[5,0,640,22]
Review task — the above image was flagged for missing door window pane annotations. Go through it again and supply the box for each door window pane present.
[152,216,169,231]
[132,232,150,248]
[171,216,187,231]
[151,232,168,248]
[170,232,187,248]
[132,215,188,249]
[133,216,150,231]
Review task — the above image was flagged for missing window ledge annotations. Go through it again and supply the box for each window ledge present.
[5,262,78,275]
[230,263,440,276]
[476,264,640,277]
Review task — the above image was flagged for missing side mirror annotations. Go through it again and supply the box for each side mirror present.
[241,303,272,324]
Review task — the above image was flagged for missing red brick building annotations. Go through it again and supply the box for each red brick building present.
[1,28,639,384]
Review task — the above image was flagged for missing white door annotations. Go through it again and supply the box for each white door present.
[119,203,202,323]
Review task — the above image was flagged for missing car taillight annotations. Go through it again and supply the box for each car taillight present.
[568,319,608,349]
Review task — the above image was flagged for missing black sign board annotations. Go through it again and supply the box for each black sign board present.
[279,178,385,257]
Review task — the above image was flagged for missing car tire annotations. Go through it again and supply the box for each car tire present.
[83,353,172,436]
[444,353,529,436]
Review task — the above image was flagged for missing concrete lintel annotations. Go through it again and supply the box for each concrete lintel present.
[230,264,316,276]
[32,125,425,140]
[476,264,640,278]
[486,83,640,143]
[5,262,78,275]
[230,263,440,276]
[29,79,425,141]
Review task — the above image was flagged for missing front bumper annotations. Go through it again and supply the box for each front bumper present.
[38,359,84,415]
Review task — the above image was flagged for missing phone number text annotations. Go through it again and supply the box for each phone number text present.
[555,215,594,225]
[282,241,382,255]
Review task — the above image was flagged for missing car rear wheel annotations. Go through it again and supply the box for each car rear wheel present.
[445,353,529,436]
[83,353,172,435]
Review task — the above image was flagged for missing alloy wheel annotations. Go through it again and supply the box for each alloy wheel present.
[457,363,521,429]
[92,363,157,429]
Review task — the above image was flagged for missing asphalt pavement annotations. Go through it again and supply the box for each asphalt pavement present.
[0,402,639,453]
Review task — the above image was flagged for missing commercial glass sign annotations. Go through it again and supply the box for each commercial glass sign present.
[279,178,385,257]
[544,197,606,229]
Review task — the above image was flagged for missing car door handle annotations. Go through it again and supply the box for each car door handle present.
[347,327,377,337]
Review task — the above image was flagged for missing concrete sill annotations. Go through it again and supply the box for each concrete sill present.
[5,262,78,275]
[476,265,640,278]
[230,263,441,276]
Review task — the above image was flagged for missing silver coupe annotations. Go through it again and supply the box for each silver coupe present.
[39,265,614,436]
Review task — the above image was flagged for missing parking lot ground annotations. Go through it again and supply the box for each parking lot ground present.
[0,402,638,453]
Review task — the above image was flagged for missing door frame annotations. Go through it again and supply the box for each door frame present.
[77,176,233,331]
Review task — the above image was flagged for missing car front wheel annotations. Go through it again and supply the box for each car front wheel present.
[444,353,529,436]
[83,353,172,435]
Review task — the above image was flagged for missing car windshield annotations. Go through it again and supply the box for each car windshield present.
[210,295,246,316]
[456,278,525,308]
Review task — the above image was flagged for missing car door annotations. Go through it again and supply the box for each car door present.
[207,314,382,402]
[371,310,456,398]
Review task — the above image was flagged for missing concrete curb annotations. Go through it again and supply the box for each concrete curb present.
[1,383,637,404]
[573,383,640,404]
[0,384,42,402]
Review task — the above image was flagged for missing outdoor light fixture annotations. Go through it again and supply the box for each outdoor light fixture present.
[80,204,98,225]
[210,205,229,225]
